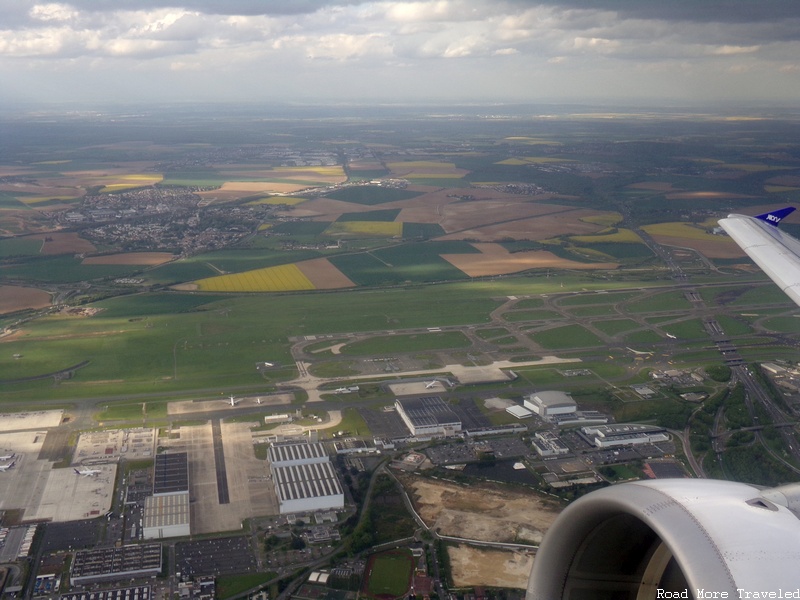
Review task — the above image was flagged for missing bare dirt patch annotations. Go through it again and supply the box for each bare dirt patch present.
[0,285,52,314]
[296,257,356,289]
[442,243,617,276]
[82,252,175,265]
[449,545,534,589]
[401,474,562,543]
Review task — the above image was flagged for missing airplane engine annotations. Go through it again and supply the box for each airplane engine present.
[527,479,800,599]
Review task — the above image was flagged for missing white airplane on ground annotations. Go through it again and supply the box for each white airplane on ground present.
[718,206,800,306]
[0,453,14,461]
[0,461,16,472]
[425,380,439,389]
[228,395,242,406]
[256,398,262,405]
[74,467,101,477]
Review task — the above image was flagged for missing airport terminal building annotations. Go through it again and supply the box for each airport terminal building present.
[395,396,462,438]
[269,442,344,515]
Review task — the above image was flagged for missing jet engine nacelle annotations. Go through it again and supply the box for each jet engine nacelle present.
[527,479,800,599]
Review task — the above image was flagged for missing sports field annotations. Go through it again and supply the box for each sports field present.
[363,549,413,599]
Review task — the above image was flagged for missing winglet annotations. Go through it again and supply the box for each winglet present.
[755,206,796,227]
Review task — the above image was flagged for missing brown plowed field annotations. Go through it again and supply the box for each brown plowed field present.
[296,257,356,289]
[0,285,51,314]
[31,232,96,254]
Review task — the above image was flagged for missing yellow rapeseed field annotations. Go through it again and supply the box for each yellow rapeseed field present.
[641,222,714,240]
[195,264,315,292]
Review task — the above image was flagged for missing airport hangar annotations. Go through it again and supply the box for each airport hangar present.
[524,391,577,421]
[395,396,462,438]
[142,453,190,539]
[268,442,344,515]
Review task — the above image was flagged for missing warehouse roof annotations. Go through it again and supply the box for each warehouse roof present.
[396,396,461,427]
[268,442,328,465]
[273,462,343,502]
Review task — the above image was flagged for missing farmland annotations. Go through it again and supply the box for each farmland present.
[3,106,800,410]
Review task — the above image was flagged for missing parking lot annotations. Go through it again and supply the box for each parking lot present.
[175,536,257,577]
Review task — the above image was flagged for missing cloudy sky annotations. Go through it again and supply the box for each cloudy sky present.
[2,0,800,107]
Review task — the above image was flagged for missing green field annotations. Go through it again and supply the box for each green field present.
[341,331,471,355]
[529,324,605,349]
[324,187,421,205]
[364,549,413,599]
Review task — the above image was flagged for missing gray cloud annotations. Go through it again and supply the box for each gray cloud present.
[1,0,799,106]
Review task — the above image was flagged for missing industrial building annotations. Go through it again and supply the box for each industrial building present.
[143,453,190,539]
[270,442,344,515]
[524,391,577,421]
[395,396,462,438]
[268,442,328,467]
[580,424,669,448]
[70,544,162,586]
[532,431,570,457]
[506,404,533,419]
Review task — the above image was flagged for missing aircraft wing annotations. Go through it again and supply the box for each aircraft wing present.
[718,206,800,307]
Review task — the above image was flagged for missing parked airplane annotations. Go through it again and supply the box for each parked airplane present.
[0,453,14,461]
[425,380,439,389]
[74,467,101,477]
[0,461,16,472]
[229,395,242,406]
[256,398,262,405]
[718,206,800,306]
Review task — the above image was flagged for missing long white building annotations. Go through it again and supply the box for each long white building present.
[581,424,669,448]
